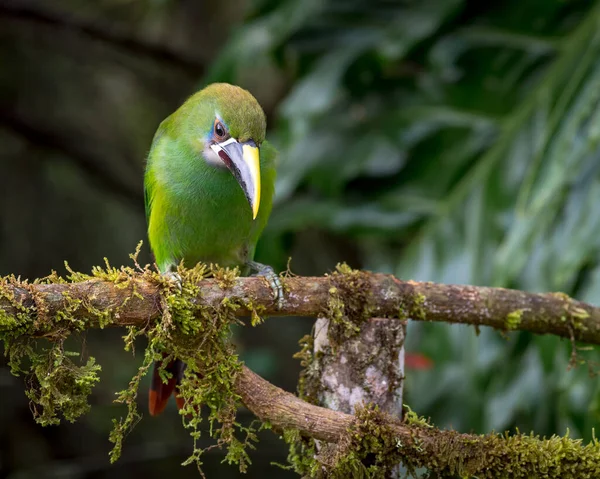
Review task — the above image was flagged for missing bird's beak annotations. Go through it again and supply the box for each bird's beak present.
[211,138,261,219]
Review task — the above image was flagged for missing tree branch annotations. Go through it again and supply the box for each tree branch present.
[3,267,600,476]
[2,270,599,344]
[0,108,143,208]
[236,365,600,477]
[238,365,348,442]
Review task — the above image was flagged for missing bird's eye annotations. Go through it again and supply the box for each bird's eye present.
[214,120,227,141]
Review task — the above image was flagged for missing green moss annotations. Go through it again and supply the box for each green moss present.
[397,306,409,322]
[0,269,104,425]
[549,292,571,301]
[324,263,379,344]
[332,404,405,477]
[293,333,325,406]
[0,243,257,475]
[403,404,432,429]
[549,292,591,332]
[277,429,320,477]
[326,286,360,339]
[282,402,600,479]
[571,307,591,320]
[5,251,600,478]
[25,343,101,425]
[244,298,267,327]
[505,309,524,331]
[210,263,240,289]
[411,293,427,321]
[281,403,407,478]
[0,250,150,427]
[436,428,600,478]
[107,258,258,474]
[104,256,260,473]
[570,306,590,334]
[397,292,427,326]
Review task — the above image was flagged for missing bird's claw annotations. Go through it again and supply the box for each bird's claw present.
[247,261,284,310]
[163,271,183,292]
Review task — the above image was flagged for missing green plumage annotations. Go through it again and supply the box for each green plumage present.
[144,83,277,273]
[144,83,278,416]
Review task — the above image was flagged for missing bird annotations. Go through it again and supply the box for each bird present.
[143,83,280,416]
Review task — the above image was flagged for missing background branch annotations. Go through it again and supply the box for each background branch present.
[0,108,143,208]
[0,0,204,74]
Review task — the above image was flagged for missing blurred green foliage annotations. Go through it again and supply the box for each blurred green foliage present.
[213,0,600,444]
[1,0,600,477]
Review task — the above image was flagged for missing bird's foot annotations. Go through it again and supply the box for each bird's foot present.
[162,271,183,292]
[246,261,284,309]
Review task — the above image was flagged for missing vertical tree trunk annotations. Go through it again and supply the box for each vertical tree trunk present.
[312,317,406,417]
[308,316,406,476]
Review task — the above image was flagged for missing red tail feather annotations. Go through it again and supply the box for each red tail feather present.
[148,356,186,416]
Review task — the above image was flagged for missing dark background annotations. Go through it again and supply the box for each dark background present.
[2,0,600,477]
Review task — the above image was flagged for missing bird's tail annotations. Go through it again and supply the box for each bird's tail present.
[148,355,186,416]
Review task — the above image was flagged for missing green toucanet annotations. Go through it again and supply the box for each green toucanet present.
[144,83,279,416]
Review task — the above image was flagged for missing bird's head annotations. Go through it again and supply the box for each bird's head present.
[177,83,267,219]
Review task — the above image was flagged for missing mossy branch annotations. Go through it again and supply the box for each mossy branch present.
[238,365,600,478]
[2,260,600,477]
[1,265,599,344]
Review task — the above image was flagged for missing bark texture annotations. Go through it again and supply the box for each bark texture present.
[313,317,405,417]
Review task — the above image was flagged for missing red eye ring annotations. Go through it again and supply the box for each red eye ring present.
[214,120,228,141]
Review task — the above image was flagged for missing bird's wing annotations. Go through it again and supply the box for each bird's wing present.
[144,121,169,223]
[144,179,151,224]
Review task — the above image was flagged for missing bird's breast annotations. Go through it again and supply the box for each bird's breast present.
[157,170,256,268]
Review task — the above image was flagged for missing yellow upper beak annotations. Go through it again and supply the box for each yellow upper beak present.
[242,144,261,219]
[211,138,262,220]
